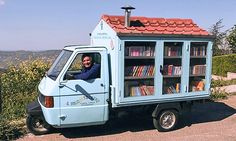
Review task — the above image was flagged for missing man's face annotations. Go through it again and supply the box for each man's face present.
[82,56,92,68]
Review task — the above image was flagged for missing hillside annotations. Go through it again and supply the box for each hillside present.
[0,50,61,69]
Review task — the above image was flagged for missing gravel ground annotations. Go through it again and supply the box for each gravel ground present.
[18,95,236,141]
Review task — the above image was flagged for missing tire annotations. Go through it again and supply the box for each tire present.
[26,115,52,135]
[153,109,179,132]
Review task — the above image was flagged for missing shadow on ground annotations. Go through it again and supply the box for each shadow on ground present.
[178,100,236,129]
[53,100,236,139]
[59,114,154,138]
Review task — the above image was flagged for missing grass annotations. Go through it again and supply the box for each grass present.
[210,78,236,100]
[211,78,236,88]
[210,88,229,100]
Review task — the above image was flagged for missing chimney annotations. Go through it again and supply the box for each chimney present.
[121,5,135,27]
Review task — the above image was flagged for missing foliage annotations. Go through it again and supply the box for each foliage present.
[212,54,236,76]
[0,59,50,140]
[2,60,49,96]
[0,118,26,140]
[208,19,227,56]
[211,79,236,88]
[227,25,236,53]
[210,88,228,100]
[68,55,83,71]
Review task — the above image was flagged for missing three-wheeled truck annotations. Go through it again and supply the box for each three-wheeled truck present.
[26,6,213,135]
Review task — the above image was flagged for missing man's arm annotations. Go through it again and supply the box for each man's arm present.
[74,64,100,80]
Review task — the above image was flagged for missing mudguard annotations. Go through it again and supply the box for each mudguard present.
[26,100,43,116]
[152,102,181,118]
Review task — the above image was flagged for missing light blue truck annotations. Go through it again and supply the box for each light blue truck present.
[26,7,213,135]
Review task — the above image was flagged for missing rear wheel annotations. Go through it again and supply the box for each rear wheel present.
[26,115,52,135]
[153,109,179,132]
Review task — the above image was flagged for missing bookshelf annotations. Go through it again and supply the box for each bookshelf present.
[162,42,183,94]
[189,42,207,92]
[123,41,208,97]
[124,41,156,97]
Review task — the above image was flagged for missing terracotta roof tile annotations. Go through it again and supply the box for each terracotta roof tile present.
[101,15,210,36]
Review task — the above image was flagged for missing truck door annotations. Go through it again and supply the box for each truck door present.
[59,48,109,127]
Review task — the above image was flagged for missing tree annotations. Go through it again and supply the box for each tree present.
[209,19,227,56]
[226,25,236,53]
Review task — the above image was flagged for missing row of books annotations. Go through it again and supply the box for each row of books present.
[163,65,182,76]
[125,46,155,57]
[190,46,206,56]
[164,46,182,56]
[190,80,205,91]
[163,83,181,94]
[190,65,206,75]
[129,85,154,97]
[125,65,155,77]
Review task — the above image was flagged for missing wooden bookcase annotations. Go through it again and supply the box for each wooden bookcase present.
[124,41,156,97]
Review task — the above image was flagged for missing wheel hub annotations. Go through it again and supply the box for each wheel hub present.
[32,117,47,132]
[160,112,176,129]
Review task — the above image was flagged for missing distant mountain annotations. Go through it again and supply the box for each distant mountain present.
[0,50,61,69]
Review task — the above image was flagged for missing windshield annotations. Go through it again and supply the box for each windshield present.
[47,50,73,80]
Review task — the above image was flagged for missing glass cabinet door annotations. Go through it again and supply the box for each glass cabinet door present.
[188,42,208,92]
[124,41,156,97]
[162,42,183,94]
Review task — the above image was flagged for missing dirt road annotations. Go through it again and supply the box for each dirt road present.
[18,95,236,141]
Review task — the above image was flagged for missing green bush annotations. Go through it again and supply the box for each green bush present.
[0,59,50,140]
[212,54,236,76]
[0,118,26,140]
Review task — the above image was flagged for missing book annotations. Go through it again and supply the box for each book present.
[165,46,182,56]
[191,46,206,56]
[168,65,173,75]
[164,82,181,94]
[144,86,151,95]
[135,87,141,96]
[191,80,205,91]
[163,65,182,76]
[125,65,155,77]
[191,65,206,75]
[126,46,155,57]
[139,86,146,96]
[176,83,180,93]
[147,86,154,95]
[129,85,154,97]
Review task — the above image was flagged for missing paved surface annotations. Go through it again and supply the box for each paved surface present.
[215,85,236,93]
[212,73,236,94]
[18,95,236,141]
[212,73,236,81]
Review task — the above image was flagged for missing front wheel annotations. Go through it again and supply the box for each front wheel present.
[26,115,52,135]
[153,109,179,132]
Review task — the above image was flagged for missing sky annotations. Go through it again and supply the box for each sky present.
[0,0,236,51]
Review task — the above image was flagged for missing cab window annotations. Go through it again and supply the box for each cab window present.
[64,53,101,80]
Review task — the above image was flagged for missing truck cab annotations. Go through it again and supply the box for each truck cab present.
[27,46,110,134]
